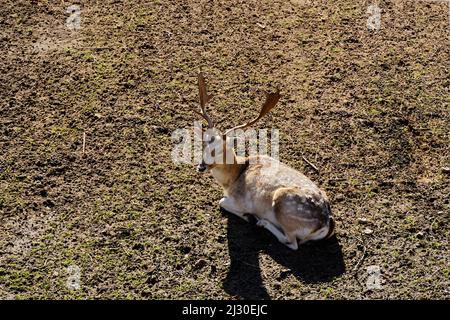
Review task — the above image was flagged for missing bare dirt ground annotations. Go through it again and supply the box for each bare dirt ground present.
[0,0,449,299]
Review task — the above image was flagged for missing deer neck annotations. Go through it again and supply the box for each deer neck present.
[210,148,246,192]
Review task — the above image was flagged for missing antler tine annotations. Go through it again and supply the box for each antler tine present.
[224,89,281,136]
[196,72,214,128]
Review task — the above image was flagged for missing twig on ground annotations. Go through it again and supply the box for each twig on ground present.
[302,155,319,173]
[352,236,367,273]
[236,258,260,270]
[82,132,86,154]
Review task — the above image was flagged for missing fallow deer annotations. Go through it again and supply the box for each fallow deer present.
[194,73,335,250]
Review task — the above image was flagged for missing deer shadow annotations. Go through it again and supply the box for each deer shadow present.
[222,210,346,299]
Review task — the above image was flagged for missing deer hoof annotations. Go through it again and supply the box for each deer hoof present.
[256,219,268,227]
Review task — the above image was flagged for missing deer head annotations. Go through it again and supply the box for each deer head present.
[194,72,281,173]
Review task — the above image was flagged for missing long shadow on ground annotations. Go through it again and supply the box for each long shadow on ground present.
[222,210,345,299]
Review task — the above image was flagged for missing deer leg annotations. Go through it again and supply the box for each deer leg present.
[219,197,250,222]
[257,219,299,250]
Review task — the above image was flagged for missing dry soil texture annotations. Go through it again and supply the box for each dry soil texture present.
[0,0,449,299]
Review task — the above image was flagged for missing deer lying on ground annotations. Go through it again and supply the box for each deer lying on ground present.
[194,73,335,250]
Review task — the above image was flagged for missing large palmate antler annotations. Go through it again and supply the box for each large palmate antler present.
[224,89,281,136]
[195,72,214,128]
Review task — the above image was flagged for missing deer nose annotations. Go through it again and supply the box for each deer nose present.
[197,163,207,172]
